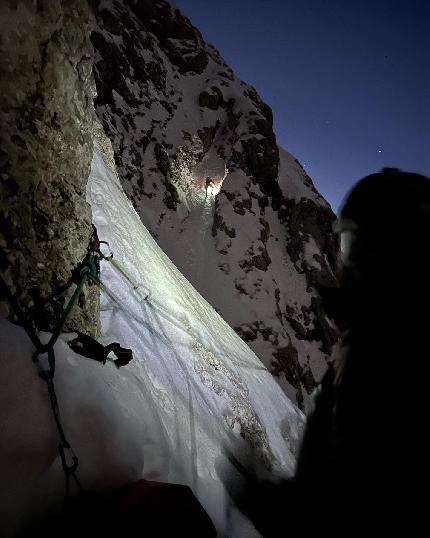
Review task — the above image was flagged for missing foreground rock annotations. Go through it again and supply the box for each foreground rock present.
[0,0,99,334]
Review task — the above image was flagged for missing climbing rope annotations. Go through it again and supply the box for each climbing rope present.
[0,273,84,501]
[0,222,267,508]
[96,243,267,372]
[97,242,150,301]
[0,227,103,502]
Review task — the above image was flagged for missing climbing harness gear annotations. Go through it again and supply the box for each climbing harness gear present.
[0,227,121,502]
[67,331,133,368]
[0,229,106,501]
[0,273,84,501]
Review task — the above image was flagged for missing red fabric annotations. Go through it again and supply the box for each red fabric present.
[111,479,216,536]
[24,479,217,537]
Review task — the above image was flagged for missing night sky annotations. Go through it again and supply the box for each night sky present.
[172,0,429,212]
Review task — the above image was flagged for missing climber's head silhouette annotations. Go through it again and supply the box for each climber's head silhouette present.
[321,168,430,325]
[335,168,430,280]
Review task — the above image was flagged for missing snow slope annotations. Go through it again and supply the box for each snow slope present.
[92,0,339,409]
[0,131,303,537]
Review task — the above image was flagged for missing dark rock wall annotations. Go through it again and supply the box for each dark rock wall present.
[0,0,99,334]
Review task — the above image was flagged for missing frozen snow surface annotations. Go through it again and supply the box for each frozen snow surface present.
[0,137,303,537]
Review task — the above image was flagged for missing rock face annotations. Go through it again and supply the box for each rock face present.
[91,0,339,408]
[0,0,99,334]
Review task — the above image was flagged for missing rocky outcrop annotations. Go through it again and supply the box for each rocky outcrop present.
[0,0,98,334]
[91,0,339,408]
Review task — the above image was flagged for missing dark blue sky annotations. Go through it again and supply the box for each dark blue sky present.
[173,0,429,211]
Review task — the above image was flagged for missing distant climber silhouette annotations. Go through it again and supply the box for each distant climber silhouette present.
[221,168,430,536]
[204,177,214,198]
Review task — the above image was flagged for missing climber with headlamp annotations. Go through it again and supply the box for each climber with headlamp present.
[223,168,430,537]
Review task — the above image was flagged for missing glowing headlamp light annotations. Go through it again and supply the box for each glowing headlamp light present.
[333,218,359,266]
